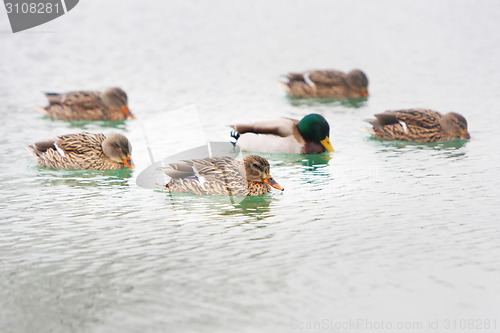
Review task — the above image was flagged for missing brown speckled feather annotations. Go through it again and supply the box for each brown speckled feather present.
[39,89,130,121]
[281,69,368,98]
[374,109,442,129]
[28,133,127,170]
[162,156,271,196]
[367,108,469,142]
[372,123,456,142]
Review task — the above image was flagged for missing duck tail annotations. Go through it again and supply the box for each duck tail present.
[277,80,290,90]
[373,112,399,126]
[27,140,57,157]
[361,126,375,135]
[277,73,292,89]
[229,129,240,147]
[365,118,381,129]
[27,144,42,157]
[44,92,63,105]
[277,81,293,95]
[35,106,49,115]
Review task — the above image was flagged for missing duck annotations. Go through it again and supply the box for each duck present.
[366,108,470,142]
[279,69,369,98]
[28,133,134,170]
[37,87,135,121]
[230,113,334,154]
[161,155,283,196]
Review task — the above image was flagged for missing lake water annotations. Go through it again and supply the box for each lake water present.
[1,1,500,332]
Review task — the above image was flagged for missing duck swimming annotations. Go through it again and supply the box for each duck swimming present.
[366,108,470,142]
[280,69,368,99]
[161,155,283,196]
[230,113,334,154]
[38,87,134,121]
[28,133,134,170]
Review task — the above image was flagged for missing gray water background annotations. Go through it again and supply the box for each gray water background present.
[1,0,500,332]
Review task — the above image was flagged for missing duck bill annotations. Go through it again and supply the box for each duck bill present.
[360,88,369,97]
[122,155,135,169]
[121,106,136,119]
[320,136,334,152]
[461,133,471,139]
[264,176,284,191]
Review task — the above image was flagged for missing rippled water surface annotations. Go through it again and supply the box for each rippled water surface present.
[1,1,500,332]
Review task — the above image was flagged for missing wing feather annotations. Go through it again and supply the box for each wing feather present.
[56,133,104,155]
[46,91,103,108]
[232,118,297,137]
[374,109,442,129]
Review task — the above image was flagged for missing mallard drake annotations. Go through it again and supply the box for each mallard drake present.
[161,155,283,196]
[28,133,134,170]
[37,87,135,121]
[230,113,334,154]
[280,69,369,98]
[366,108,470,142]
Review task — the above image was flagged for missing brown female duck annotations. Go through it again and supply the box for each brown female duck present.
[280,69,369,98]
[38,87,135,121]
[366,108,470,142]
[28,133,134,170]
[161,155,283,196]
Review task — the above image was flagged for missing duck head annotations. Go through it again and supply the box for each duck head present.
[346,69,369,97]
[297,114,334,152]
[439,112,470,139]
[102,87,135,119]
[244,155,283,191]
[102,133,134,168]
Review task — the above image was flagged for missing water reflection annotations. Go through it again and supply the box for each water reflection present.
[35,167,133,187]
[67,120,129,130]
[286,96,368,108]
[250,152,333,189]
[368,138,469,160]
[250,152,332,170]
[295,153,332,170]
[163,192,273,220]
[41,116,129,131]
[369,137,468,150]
[224,195,273,219]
